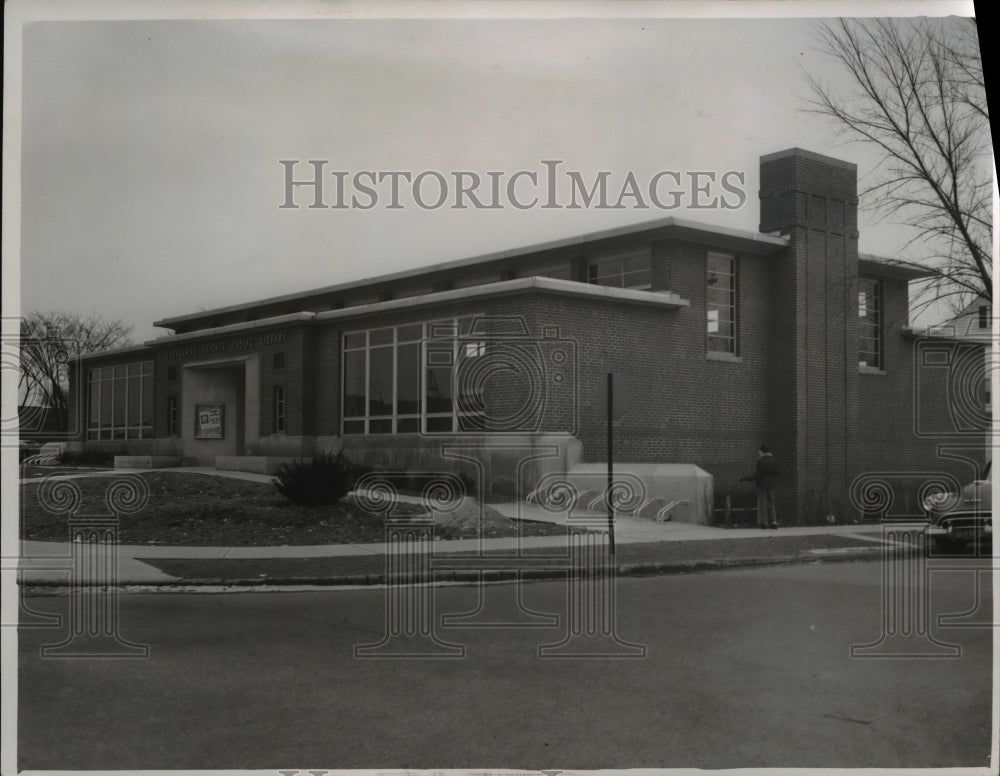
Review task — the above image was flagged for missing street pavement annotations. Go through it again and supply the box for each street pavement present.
[17,559,995,770]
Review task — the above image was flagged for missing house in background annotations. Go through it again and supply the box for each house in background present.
[64,148,989,522]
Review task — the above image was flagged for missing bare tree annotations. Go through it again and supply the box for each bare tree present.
[19,312,133,432]
[803,18,991,316]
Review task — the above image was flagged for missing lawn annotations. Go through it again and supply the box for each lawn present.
[19,471,566,546]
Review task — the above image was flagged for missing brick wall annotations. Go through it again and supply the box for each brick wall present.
[760,149,863,519]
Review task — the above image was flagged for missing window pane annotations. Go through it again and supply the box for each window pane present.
[113,378,126,425]
[141,374,154,425]
[127,363,141,377]
[858,277,881,368]
[623,268,651,288]
[89,384,100,427]
[370,328,394,346]
[343,350,366,417]
[396,343,421,415]
[456,343,485,415]
[344,332,366,349]
[707,252,737,354]
[398,324,423,343]
[369,418,393,434]
[342,419,365,435]
[707,286,733,305]
[707,336,735,353]
[368,347,393,416]
[426,416,453,432]
[713,308,734,325]
[127,376,141,425]
[426,366,453,414]
[397,417,419,433]
[707,252,733,274]
[623,254,648,273]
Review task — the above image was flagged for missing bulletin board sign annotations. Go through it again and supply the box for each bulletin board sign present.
[195,404,224,439]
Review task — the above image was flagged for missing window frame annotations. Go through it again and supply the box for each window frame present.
[86,361,155,440]
[586,249,652,290]
[341,317,487,435]
[706,251,739,356]
[858,275,883,370]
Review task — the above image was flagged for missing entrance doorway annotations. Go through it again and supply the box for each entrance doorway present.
[180,355,260,462]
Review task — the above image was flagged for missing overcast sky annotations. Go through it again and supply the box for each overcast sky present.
[10,1,983,342]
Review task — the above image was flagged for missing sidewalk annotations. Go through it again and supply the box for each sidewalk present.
[17,465,924,587]
[18,521,918,587]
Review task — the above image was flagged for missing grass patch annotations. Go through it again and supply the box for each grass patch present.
[19,471,565,546]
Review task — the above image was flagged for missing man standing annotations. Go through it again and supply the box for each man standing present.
[742,445,779,529]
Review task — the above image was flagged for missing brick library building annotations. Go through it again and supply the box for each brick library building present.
[66,148,989,522]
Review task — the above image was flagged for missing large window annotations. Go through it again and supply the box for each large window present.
[587,250,651,290]
[706,251,738,354]
[87,362,154,440]
[858,276,882,369]
[342,318,487,434]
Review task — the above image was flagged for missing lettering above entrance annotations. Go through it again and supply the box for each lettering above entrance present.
[165,332,288,361]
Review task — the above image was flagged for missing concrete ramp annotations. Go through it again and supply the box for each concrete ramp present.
[529,463,714,525]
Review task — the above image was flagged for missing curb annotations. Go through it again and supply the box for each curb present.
[20,546,907,590]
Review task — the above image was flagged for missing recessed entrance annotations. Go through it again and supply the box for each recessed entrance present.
[180,355,260,462]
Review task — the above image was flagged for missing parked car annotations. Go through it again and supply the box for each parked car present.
[922,461,992,552]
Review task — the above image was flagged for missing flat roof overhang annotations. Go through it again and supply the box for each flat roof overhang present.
[858,254,936,281]
[145,278,689,347]
[902,324,993,343]
[79,342,159,361]
[152,216,782,330]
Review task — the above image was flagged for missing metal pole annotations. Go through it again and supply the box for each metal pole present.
[607,372,615,556]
